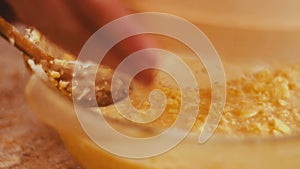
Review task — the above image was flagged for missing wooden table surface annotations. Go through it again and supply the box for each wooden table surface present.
[0,37,79,168]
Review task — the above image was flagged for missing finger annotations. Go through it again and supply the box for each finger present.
[67,0,157,85]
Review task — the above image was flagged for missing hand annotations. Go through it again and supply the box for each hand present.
[5,0,156,84]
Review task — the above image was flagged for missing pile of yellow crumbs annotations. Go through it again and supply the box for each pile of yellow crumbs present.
[133,64,300,137]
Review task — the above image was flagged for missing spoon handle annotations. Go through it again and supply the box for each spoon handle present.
[0,17,53,62]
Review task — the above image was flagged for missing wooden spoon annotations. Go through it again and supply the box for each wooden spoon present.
[0,17,128,106]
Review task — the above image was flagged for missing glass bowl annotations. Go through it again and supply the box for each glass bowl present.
[25,1,300,168]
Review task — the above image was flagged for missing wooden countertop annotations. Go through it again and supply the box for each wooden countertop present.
[0,38,79,168]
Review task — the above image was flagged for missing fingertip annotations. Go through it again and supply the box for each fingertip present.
[134,69,156,86]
